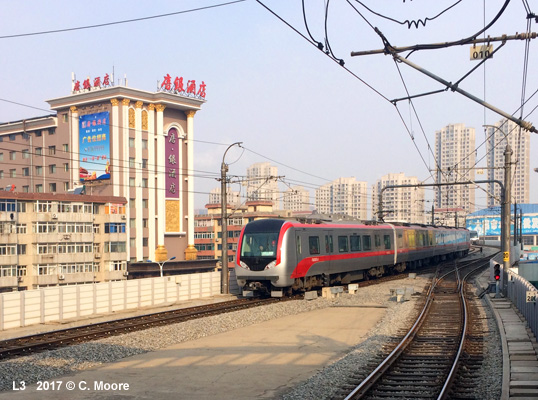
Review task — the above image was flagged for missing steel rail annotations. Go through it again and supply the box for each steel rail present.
[0,297,287,360]
[344,257,489,400]
[437,259,490,399]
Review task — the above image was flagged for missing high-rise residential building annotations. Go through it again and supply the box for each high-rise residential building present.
[244,162,279,208]
[208,187,241,207]
[486,119,530,206]
[315,177,368,220]
[372,173,425,223]
[434,123,476,214]
[282,185,310,212]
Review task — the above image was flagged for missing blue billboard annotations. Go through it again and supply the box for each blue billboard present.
[467,216,538,236]
[79,112,111,182]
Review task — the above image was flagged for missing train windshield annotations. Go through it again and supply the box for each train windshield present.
[240,219,285,258]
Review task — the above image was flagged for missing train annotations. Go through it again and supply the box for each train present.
[235,218,470,297]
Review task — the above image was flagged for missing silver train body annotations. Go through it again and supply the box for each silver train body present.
[235,219,470,297]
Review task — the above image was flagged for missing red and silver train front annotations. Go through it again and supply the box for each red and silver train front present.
[235,219,294,297]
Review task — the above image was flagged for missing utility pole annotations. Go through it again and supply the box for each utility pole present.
[220,142,242,295]
[502,145,512,292]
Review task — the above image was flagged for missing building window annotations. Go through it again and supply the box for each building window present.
[22,186,29,193]
[130,218,135,228]
[63,144,69,152]
[142,139,148,149]
[35,184,43,193]
[64,182,69,191]
[22,149,30,159]
[35,166,42,176]
[22,168,29,176]
[9,134,16,141]
[49,146,56,155]
[129,138,135,148]
[10,169,16,178]
[143,218,148,228]
[142,199,148,208]
[48,128,56,135]
[142,159,148,169]
[129,177,135,187]
[49,164,56,174]
[0,171,3,179]
[129,158,135,168]
[63,163,69,172]
[9,151,16,160]
[49,183,56,192]
[141,178,148,188]
[35,147,42,156]
[0,153,3,161]
[143,238,148,247]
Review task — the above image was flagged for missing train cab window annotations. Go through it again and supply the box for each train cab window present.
[363,235,371,251]
[350,235,361,251]
[325,235,333,253]
[338,236,349,252]
[374,235,381,248]
[384,235,391,249]
[309,236,320,255]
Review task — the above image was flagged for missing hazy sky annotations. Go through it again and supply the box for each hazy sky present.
[1,0,536,214]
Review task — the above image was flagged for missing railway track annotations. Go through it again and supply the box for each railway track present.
[0,296,291,360]
[338,256,491,400]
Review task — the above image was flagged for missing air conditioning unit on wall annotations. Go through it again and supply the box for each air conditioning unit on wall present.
[58,274,65,280]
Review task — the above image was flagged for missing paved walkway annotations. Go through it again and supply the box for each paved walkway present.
[486,296,538,399]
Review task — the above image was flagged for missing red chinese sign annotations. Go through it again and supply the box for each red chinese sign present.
[72,73,112,93]
[160,74,206,99]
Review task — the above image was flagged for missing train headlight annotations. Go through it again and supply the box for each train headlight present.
[264,260,277,270]
[239,261,249,270]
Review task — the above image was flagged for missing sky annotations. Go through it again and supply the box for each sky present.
[0,0,537,216]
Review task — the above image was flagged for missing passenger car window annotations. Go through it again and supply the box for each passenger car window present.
[384,235,391,249]
[375,234,381,248]
[350,235,361,251]
[338,236,349,252]
[363,235,371,251]
[309,236,320,255]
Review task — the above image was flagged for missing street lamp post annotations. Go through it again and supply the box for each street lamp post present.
[220,142,242,295]
[147,256,176,277]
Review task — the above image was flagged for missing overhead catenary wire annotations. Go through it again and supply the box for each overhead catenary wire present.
[0,1,247,40]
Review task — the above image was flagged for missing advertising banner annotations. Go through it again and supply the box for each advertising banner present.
[466,215,538,236]
[79,112,111,182]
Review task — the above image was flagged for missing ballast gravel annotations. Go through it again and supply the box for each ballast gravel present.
[0,274,503,399]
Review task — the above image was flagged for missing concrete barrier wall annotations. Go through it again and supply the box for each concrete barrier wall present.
[0,271,221,331]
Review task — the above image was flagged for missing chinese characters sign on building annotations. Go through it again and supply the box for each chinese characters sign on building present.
[159,74,206,99]
[165,128,180,198]
[73,74,112,93]
[79,112,111,182]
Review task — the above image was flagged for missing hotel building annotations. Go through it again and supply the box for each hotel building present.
[0,76,206,265]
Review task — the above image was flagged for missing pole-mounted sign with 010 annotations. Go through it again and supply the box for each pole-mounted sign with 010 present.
[470,44,493,61]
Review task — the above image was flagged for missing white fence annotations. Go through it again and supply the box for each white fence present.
[507,269,538,340]
[0,271,221,331]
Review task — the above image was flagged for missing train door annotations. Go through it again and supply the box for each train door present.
[323,230,333,273]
